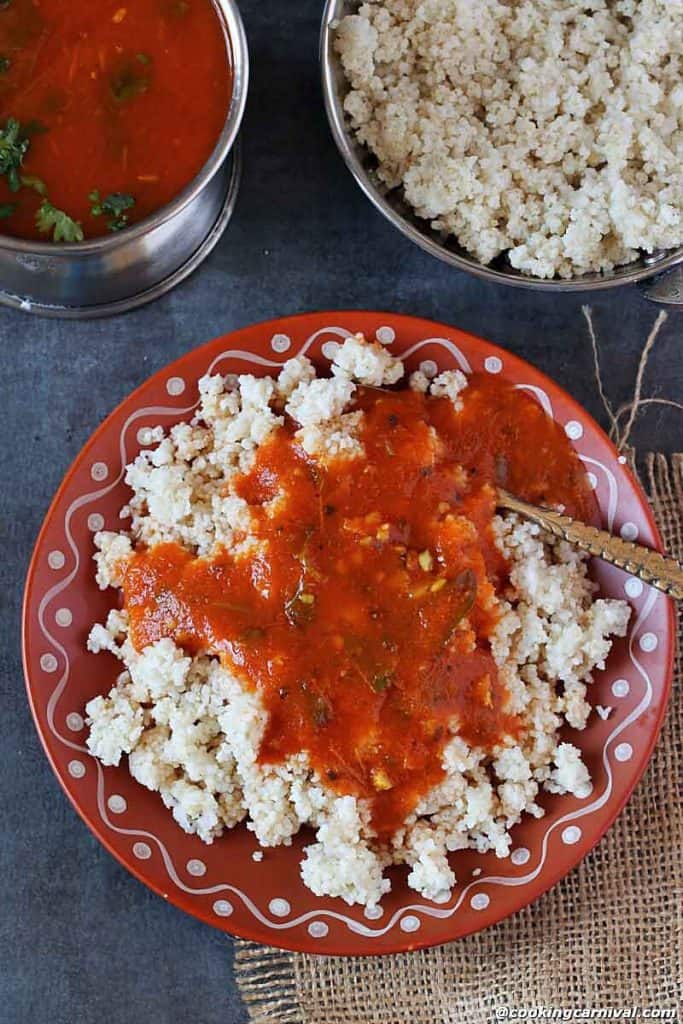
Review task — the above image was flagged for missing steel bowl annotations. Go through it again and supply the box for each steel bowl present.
[0,0,248,319]
[321,0,683,302]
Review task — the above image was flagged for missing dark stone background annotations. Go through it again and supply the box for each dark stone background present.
[1,3,680,1022]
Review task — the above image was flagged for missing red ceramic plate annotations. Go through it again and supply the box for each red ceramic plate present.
[23,312,674,955]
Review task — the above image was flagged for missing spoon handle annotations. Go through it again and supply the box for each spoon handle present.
[497,490,683,601]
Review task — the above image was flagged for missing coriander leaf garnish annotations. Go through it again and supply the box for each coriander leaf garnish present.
[441,569,477,647]
[110,59,150,102]
[136,52,151,65]
[0,118,30,192]
[0,56,11,73]
[89,189,135,231]
[36,199,84,243]
[0,201,17,218]
[20,173,47,195]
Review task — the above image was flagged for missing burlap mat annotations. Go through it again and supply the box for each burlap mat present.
[233,454,682,1023]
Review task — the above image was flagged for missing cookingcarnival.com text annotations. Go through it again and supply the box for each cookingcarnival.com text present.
[494,1008,678,1021]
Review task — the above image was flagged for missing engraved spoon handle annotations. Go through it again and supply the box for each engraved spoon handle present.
[497,489,683,601]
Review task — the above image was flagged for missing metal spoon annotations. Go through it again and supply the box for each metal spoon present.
[353,386,682,597]
[497,489,683,600]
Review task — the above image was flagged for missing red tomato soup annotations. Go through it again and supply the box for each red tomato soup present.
[0,0,231,241]
[121,380,596,837]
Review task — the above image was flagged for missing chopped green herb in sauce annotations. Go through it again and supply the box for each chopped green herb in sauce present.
[89,190,135,231]
[240,626,266,643]
[0,201,17,218]
[20,174,47,196]
[442,569,478,647]
[36,200,84,243]
[0,56,11,73]
[284,581,316,628]
[110,59,151,103]
[305,690,332,728]
[370,673,393,693]
[0,118,30,192]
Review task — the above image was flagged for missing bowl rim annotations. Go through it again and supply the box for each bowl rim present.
[319,0,683,292]
[0,0,249,256]
[0,142,243,318]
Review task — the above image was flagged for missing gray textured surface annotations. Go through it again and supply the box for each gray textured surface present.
[1,3,681,1023]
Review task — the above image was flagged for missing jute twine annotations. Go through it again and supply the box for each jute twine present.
[234,313,682,1024]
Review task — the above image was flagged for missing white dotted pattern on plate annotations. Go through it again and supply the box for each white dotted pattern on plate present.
[612,679,630,698]
[271,334,291,354]
[187,859,206,877]
[511,847,530,866]
[364,905,383,920]
[376,326,395,345]
[322,341,340,361]
[55,608,72,627]
[308,921,329,939]
[620,522,639,541]
[565,421,583,441]
[213,899,233,918]
[614,743,633,762]
[268,898,290,918]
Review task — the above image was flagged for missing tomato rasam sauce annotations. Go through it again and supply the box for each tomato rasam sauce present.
[122,379,597,838]
[0,0,231,241]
